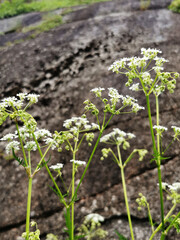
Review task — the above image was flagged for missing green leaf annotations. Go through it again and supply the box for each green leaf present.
[12,148,26,167]
[0,111,8,126]
[37,155,51,169]
[115,230,128,240]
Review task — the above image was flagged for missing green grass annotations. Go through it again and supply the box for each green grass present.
[169,0,180,13]
[22,14,63,36]
[0,0,110,19]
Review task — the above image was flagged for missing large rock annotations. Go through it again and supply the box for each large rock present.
[0,0,180,239]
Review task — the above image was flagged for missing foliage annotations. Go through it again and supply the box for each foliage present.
[169,0,180,13]
[0,0,109,19]
[22,14,63,37]
[115,231,128,240]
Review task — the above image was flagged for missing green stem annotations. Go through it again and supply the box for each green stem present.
[149,203,176,240]
[26,177,32,240]
[71,131,103,202]
[32,133,68,208]
[71,152,76,240]
[117,145,134,240]
[146,95,156,153]
[164,211,180,235]
[147,202,154,233]
[156,96,165,232]
[15,121,28,166]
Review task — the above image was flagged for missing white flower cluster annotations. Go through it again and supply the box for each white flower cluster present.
[63,116,99,132]
[90,87,105,97]
[34,129,52,139]
[153,125,168,135]
[0,93,40,110]
[108,48,179,95]
[100,128,135,148]
[108,87,123,105]
[70,159,86,166]
[141,48,162,58]
[5,141,20,154]
[24,141,37,151]
[171,126,180,139]
[50,163,64,171]
[161,182,180,192]
[0,126,54,154]
[85,213,105,223]
[108,58,129,72]
[129,83,140,91]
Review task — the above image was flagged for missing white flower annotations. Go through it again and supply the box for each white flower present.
[24,141,37,151]
[131,103,145,113]
[141,48,162,59]
[44,137,57,150]
[2,97,18,108]
[171,126,180,139]
[154,57,169,67]
[108,58,129,72]
[100,128,135,146]
[153,125,168,131]
[122,95,137,106]
[50,163,64,170]
[16,93,27,100]
[92,123,100,130]
[129,83,140,91]
[160,182,180,192]
[16,126,31,141]
[70,160,86,166]
[90,87,105,97]
[85,213,105,223]
[63,117,89,129]
[152,66,164,73]
[108,88,123,104]
[6,141,20,154]
[26,93,40,103]
[0,133,17,141]
[141,72,153,85]
[34,129,52,139]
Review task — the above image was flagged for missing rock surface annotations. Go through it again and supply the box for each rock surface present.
[0,0,180,239]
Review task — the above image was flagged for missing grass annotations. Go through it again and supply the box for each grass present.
[169,0,180,13]
[22,14,63,36]
[0,0,110,19]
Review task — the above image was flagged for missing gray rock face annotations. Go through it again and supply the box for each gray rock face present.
[0,0,180,239]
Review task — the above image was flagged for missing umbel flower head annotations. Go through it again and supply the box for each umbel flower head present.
[0,92,40,126]
[159,182,180,204]
[108,48,179,96]
[85,87,144,116]
[0,126,54,154]
[100,128,135,149]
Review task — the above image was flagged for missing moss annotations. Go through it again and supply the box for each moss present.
[22,14,63,36]
[169,0,180,13]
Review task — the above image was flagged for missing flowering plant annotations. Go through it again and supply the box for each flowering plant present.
[108,48,180,239]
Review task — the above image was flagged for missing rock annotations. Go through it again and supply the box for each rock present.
[0,0,179,239]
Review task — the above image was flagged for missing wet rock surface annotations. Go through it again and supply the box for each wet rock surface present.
[0,0,180,239]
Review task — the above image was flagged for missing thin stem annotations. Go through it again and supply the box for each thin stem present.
[147,202,154,233]
[156,95,165,232]
[15,121,28,167]
[117,145,134,240]
[26,177,32,240]
[149,203,176,240]
[162,138,175,155]
[146,95,156,153]
[71,150,76,240]
[32,133,68,208]
[164,211,180,235]
[72,131,103,203]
